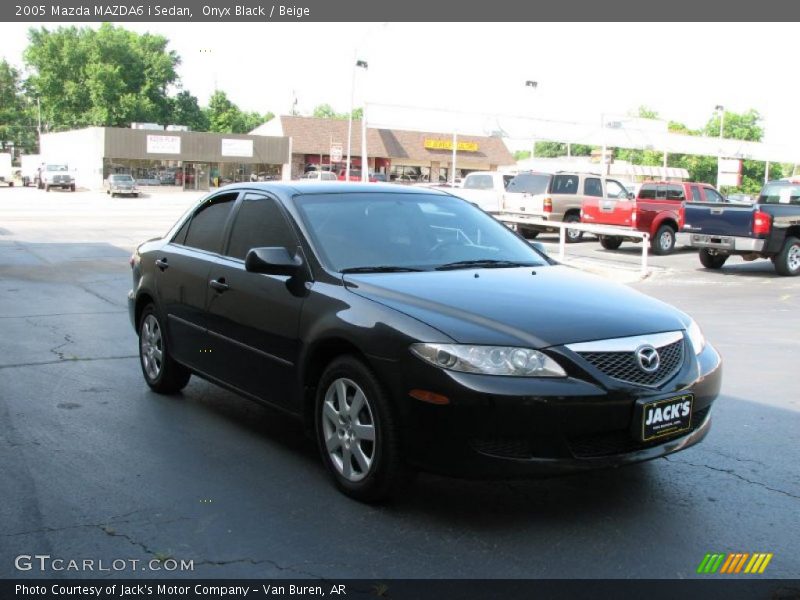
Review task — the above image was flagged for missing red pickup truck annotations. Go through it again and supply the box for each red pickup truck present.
[581,181,724,255]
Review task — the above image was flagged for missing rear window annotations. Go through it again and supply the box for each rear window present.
[463,174,494,190]
[551,174,579,195]
[759,183,800,205]
[507,173,551,194]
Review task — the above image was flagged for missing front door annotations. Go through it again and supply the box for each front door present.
[184,163,210,192]
[156,191,239,370]
[204,192,306,409]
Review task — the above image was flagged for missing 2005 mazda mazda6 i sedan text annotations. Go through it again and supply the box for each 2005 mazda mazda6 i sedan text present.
[129,182,722,501]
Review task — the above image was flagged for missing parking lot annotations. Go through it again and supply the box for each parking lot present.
[1,186,798,579]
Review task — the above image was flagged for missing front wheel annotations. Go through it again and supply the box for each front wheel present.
[774,236,800,276]
[138,304,191,394]
[315,356,409,503]
[600,236,623,250]
[651,224,676,255]
[699,248,728,269]
[564,214,583,243]
[45,185,50,192]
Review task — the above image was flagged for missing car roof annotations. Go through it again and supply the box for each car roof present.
[216,181,454,197]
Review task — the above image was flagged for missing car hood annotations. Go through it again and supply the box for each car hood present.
[343,265,689,348]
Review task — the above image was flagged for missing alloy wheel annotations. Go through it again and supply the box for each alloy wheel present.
[788,244,800,272]
[140,314,163,381]
[321,378,376,482]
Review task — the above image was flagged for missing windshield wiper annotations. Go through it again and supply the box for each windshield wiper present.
[435,259,535,271]
[340,266,425,274]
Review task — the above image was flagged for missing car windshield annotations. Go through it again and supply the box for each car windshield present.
[507,173,551,194]
[759,183,800,205]
[293,192,548,272]
[47,165,68,172]
[110,175,134,182]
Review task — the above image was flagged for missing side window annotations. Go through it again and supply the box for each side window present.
[656,186,667,200]
[552,175,579,195]
[665,185,685,201]
[638,185,657,200]
[584,177,603,197]
[704,187,724,203]
[172,217,191,245]
[226,194,297,261]
[464,175,493,190]
[690,186,703,202]
[605,180,627,198]
[183,193,238,253]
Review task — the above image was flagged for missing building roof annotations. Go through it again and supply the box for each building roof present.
[251,116,515,166]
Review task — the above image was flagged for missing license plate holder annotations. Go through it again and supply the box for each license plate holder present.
[635,394,693,442]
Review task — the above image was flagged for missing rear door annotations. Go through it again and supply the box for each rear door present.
[503,172,552,215]
[203,192,306,409]
[155,191,239,371]
[636,183,665,233]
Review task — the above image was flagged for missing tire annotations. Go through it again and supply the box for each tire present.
[651,224,676,255]
[774,236,800,276]
[699,248,728,269]
[518,227,539,239]
[564,213,583,243]
[138,304,191,394]
[45,185,50,192]
[315,355,409,503]
[70,184,75,192]
[600,236,623,250]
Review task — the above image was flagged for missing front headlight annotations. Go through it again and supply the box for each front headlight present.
[410,343,567,377]
[686,320,706,355]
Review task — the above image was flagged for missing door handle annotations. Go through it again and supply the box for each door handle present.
[209,278,230,292]
[155,258,169,271]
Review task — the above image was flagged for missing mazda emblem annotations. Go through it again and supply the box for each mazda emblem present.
[635,345,660,373]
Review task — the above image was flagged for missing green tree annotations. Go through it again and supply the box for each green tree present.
[24,24,179,128]
[169,90,208,131]
[0,58,38,154]
[311,103,363,120]
[205,90,272,133]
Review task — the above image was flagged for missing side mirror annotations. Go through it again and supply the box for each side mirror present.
[245,247,303,276]
[627,192,635,200]
[528,240,547,255]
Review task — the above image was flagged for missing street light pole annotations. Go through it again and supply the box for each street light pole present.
[715,104,725,190]
[525,80,538,166]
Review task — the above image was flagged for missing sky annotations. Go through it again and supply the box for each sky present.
[1,22,798,150]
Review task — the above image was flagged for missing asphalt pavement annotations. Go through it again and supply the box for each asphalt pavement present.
[1,188,798,579]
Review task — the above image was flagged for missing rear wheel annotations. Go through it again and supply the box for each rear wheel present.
[45,185,50,192]
[315,356,409,503]
[600,236,623,250]
[564,213,583,243]
[70,184,75,192]
[774,236,800,276]
[699,248,728,269]
[138,304,190,394]
[651,224,676,255]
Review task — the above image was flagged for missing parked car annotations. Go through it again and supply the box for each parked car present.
[337,169,378,182]
[685,178,800,276]
[504,171,631,243]
[0,153,14,187]
[20,154,42,187]
[39,163,75,192]
[104,174,139,197]
[301,171,338,181]
[450,171,513,214]
[129,182,721,501]
[581,181,723,255]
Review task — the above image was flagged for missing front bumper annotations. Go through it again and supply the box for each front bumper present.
[688,233,765,253]
[376,340,722,478]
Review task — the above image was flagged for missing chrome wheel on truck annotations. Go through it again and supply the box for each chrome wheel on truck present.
[775,236,800,276]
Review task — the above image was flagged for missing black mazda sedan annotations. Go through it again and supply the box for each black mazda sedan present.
[129,183,721,501]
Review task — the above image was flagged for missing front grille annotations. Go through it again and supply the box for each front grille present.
[567,406,710,458]
[578,339,684,387]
